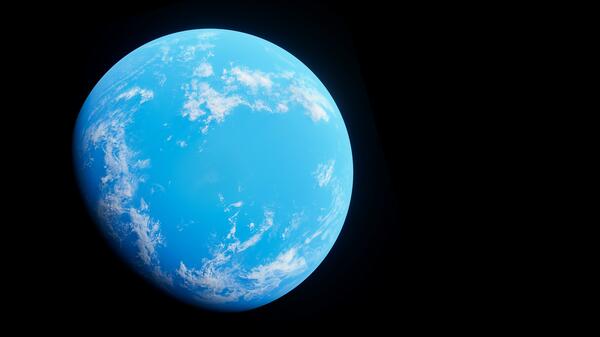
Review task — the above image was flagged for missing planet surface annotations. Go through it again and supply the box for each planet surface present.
[73,29,353,311]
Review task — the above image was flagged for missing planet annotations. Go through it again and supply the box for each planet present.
[73,29,353,311]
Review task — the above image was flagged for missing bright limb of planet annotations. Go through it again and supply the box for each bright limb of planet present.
[73,29,353,311]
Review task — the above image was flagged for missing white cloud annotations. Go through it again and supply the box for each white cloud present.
[314,160,335,187]
[156,73,167,86]
[177,246,305,304]
[236,233,262,252]
[231,210,273,253]
[194,62,213,77]
[175,210,275,300]
[251,100,271,112]
[140,198,149,211]
[229,201,243,208]
[87,116,137,227]
[227,209,240,226]
[282,212,302,240]
[243,247,306,297]
[198,31,218,40]
[86,119,109,146]
[178,33,216,62]
[276,102,289,113]
[160,46,172,63]
[116,87,154,104]
[152,265,173,287]
[318,183,344,228]
[181,80,208,121]
[176,140,188,148]
[304,229,323,244]
[282,227,290,240]
[176,245,247,304]
[182,80,243,132]
[83,95,169,273]
[149,183,165,195]
[177,258,238,300]
[307,182,347,244]
[223,66,273,91]
[153,71,167,86]
[134,158,151,169]
[279,71,295,79]
[179,46,196,62]
[198,82,243,124]
[174,208,313,304]
[129,207,164,265]
[226,214,238,239]
[178,42,214,62]
[182,99,205,121]
[289,84,332,122]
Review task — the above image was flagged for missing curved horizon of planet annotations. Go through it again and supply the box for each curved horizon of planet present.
[73,29,353,311]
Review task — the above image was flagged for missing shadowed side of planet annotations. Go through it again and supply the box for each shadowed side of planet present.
[73,29,353,311]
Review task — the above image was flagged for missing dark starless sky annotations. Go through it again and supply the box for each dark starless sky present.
[10,0,491,332]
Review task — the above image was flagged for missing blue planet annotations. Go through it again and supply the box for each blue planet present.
[73,29,353,311]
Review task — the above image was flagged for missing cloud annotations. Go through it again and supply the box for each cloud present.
[134,158,151,169]
[155,72,167,86]
[140,198,149,211]
[177,258,239,300]
[86,115,137,226]
[275,102,289,113]
[307,182,346,244]
[160,46,172,63]
[318,183,344,228]
[226,215,238,239]
[176,140,188,148]
[129,207,164,265]
[282,212,303,240]
[278,71,295,79]
[116,87,154,104]
[198,82,243,124]
[179,46,196,62]
[182,81,207,121]
[178,33,217,63]
[196,43,215,51]
[177,246,306,304]
[194,62,213,77]
[223,66,273,91]
[289,84,332,122]
[314,160,335,187]
[198,31,218,40]
[183,100,206,121]
[229,201,243,208]
[176,245,247,304]
[178,41,214,62]
[82,99,168,274]
[182,80,243,132]
[243,247,306,298]
[175,209,279,303]
[232,210,273,253]
[304,229,323,244]
[152,265,173,287]
[251,100,271,112]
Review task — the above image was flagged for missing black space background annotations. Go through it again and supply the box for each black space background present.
[8,0,505,332]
